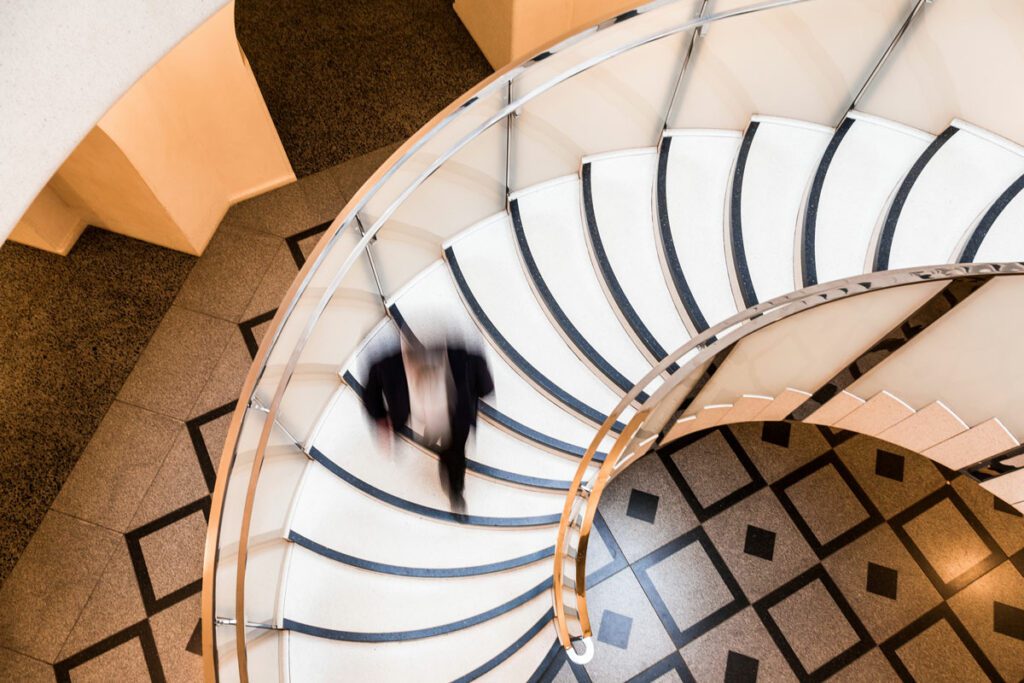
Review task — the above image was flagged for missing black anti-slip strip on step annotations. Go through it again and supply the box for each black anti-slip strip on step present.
[788,276,988,420]
[729,121,762,309]
[386,304,421,346]
[657,136,711,332]
[802,117,855,287]
[509,199,650,403]
[309,446,562,527]
[453,611,555,683]
[343,371,573,490]
[531,640,566,683]
[478,402,608,463]
[581,162,678,374]
[445,247,627,433]
[873,126,958,271]
[283,578,552,641]
[959,172,1024,262]
[289,531,554,577]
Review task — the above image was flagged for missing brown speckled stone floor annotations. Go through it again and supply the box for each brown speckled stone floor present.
[0,144,389,680]
[0,231,195,585]
[236,0,493,178]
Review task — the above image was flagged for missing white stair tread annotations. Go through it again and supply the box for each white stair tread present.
[884,120,1024,270]
[734,117,832,304]
[447,213,638,412]
[260,373,342,449]
[218,629,281,683]
[469,419,595,484]
[290,465,556,571]
[981,468,1024,504]
[388,261,624,449]
[833,390,915,435]
[286,596,551,682]
[476,623,555,682]
[756,388,812,422]
[283,544,550,634]
[969,178,1024,263]
[922,417,1018,471]
[876,400,968,453]
[663,129,743,330]
[585,149,691,356]
[811,111,933,284]
[511,177,661,390]
[311,389,566,519]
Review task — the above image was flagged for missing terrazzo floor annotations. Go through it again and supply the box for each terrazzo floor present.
[539,422,1024,682]
[0,144,396,681]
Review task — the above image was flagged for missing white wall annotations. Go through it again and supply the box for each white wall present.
[0,0,230,244]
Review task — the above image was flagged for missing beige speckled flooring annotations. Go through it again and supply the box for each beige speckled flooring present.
[0,144,397,681]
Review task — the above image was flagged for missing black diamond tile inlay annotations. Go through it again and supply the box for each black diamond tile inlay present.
[993,496,1023,517]
[626,488,660,524]
[865,561,899,600]
[186,620,203,656]
[725,650,760,683]
[597,610,633,650]
[874,450,905,482]
[993,601,1024,641]
[762,421,791,448]
[743,525,776,561]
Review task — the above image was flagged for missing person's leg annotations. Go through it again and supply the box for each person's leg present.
[440,446,466,512]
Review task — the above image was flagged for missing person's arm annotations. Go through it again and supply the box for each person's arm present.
[471,353,494,399]
[363,359,393,454]
[362,360,389,421]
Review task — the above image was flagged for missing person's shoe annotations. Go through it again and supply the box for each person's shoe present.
[449,492,467,516]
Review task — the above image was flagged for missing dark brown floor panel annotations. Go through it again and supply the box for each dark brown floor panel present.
[0,229,195,585]
[236,0,493,178]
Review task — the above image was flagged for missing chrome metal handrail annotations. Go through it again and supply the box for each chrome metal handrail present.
[551,262,1024,662]
[202,0,843,679]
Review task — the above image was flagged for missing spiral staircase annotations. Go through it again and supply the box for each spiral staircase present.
[202,0,1024,680]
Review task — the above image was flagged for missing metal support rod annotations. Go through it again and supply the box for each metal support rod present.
[355,214,388,310]
[845,0,928,119]
[662,0,711,132]
[248,399,308,455]
[504,80,514,204]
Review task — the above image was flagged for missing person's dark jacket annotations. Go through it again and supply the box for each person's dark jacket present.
[362,346,494,451]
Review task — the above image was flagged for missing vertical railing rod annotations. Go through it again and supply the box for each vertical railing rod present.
[505,80,514,204]
[844,0,929,120]
[354,214,388,310]
[662,0,711,132]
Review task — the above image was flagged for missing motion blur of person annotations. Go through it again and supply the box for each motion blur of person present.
[361,332,493,512]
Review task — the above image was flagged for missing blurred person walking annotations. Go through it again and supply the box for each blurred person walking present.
[362,334,493,512]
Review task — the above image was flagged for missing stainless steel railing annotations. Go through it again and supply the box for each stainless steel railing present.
[199,0,947,678]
